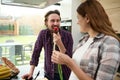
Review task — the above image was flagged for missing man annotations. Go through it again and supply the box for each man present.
[22,10,73,80]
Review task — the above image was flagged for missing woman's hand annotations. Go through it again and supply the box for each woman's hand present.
[51,50,70,65]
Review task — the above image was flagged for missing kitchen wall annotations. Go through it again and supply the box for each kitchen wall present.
[99,0,120,33]
[71,0,120,48]
[71,0,83,48]
[60,0,72,20]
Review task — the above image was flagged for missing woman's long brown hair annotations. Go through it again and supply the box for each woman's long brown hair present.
[77,0,120,41]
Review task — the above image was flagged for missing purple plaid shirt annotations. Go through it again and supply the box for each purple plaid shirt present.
[30,29,73,80]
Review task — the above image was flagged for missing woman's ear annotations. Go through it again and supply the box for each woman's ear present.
[85,14,90,23]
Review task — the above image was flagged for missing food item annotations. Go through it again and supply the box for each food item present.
[1,57,20,74]
[0,65,10,72]
[0,72,11,79]
[53,27,59,34]
[0,66,11,74]
[0,57,20,79]
[0,65,11,79]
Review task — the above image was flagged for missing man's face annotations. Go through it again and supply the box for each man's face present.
[45,13,60,32]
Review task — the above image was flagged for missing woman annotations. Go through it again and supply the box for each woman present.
[51,0,120,80]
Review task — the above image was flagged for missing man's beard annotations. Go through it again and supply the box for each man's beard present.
[51,25,59,33]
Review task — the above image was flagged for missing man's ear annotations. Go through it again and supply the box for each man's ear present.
[45,21,48,27]
[85,14,90,23]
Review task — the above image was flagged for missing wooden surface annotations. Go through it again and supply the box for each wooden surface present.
[99,0,120,33]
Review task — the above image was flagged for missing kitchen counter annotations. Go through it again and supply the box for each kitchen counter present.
[11,63,44,80]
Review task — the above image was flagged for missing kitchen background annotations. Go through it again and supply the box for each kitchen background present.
[0,0,120,79]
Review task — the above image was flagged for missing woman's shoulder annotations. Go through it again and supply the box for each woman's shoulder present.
[104,35,119,42]
[103,35,120,45]
[95,33,119,43]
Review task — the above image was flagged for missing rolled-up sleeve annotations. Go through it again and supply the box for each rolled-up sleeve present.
[30,30,44,66]
[96,36,120,80]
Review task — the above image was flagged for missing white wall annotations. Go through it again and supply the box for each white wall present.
[0,0,1,14]
[72,0,84,48]
[60,0,84,48]
[60,0,72,20]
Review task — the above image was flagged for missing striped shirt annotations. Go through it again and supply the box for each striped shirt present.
[30,29,73,80]
[73,33,120,80]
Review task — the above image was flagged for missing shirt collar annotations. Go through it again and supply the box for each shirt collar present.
[79,33,105,42]
[94,33,105,39]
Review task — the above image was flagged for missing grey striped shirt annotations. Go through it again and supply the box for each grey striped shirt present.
[73,33,120,80]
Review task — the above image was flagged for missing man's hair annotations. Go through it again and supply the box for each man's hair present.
[44,10,61,22]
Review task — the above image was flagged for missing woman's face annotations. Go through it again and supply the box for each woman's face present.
[77,13,90,33]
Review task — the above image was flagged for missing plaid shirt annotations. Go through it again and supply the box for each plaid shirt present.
[30,29,73,80]
[73,33,120,80]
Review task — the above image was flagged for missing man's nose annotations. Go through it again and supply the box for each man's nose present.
[54,21,59,25]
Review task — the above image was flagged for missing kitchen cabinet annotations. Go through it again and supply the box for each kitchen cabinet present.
[99,0,120,33]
